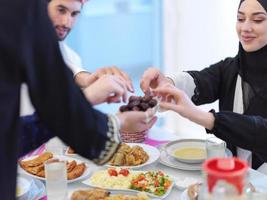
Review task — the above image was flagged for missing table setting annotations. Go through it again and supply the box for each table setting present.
[16,125,267,200]
[16,95,267,200]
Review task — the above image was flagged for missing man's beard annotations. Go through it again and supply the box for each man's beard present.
[55,25,71,41]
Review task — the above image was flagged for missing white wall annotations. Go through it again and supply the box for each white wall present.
[162,0,239,138]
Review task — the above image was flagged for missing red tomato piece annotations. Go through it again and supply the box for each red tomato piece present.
[108,168,118,176]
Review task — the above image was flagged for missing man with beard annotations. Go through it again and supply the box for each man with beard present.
[47,0,134,90]
[20,0,136,155]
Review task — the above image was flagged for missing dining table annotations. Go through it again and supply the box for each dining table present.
[66,126,267,200]
[19,126,267,200]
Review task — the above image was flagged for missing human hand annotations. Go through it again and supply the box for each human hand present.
[140,67,174,94]
[93,66,134,93]
[74,71,97,88]
[116,109,157,133]
[83,74,128,105]
[153,85,215,130]
[152,84,196,119]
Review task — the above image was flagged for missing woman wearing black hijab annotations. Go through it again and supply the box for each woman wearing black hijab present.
[141,0,267,172]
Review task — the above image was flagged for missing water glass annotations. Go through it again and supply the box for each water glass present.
[45,159,67,200]
[45,138,64,155]
[206,136,226,159]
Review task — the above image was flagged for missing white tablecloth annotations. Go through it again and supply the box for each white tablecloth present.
[66,127,267,199]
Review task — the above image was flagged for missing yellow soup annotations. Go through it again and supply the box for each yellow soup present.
[173,147,206,160]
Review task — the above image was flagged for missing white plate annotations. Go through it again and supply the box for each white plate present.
[19,155,91,183]
[159,147,202,171]
[159,143,232,171]
[67,188,161,200]
[164,139,206,164]
[106,143,160,169]
[16,175,31,198]
[16,174,45,200]
[82,170,173,199]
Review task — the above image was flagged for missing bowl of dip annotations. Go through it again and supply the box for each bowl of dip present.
[164,139,207,164]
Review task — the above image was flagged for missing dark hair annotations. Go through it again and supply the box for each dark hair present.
[239,0,267,12]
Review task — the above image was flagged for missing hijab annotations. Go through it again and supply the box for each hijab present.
[236,0,267,168]
[238,0,267,101]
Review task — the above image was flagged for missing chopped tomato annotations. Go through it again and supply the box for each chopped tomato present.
[119,169,129,176]
[137,174,145,181]
[154,180,159,187]
[108,168,118,176]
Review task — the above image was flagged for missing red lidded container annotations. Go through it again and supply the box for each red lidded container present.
[202,157,248,194]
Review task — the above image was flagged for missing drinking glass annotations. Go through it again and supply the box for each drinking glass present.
[45,159,67,200]
[206,136,226,159]
[45,138,64,155]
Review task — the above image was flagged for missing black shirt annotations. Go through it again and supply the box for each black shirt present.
[188,57,267,169]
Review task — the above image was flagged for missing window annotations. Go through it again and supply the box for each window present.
[66,0,162,114]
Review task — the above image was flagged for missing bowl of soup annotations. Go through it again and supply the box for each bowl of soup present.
[164,139,207,164]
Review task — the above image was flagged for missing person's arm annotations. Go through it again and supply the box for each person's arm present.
[186,58,234,105]
[82,74,128,105]
[140,67,175,94]
[166,72,196,98]
[19,113,54,157]
[21,0,118,164]
[20,0,156,164]
[209,111,267,156]
[74,71,93,88]
[153,85,267,157]
[153,85,215,130]
[141,59,232,104]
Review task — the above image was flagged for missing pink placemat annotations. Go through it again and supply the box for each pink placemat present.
[144,137,169,147]
[19,144,46,161]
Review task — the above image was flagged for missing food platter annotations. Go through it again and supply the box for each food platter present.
[82,168,173,199]
[159,140,232,171]
[163,139,206,164]
[106,143,160,169]
[19,154,91,183]
[159,147,202,171]
[68,188,160,200]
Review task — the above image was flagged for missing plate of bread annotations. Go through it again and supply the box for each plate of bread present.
[18,152,91,183]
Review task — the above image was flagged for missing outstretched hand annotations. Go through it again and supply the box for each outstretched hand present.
[152,84,195,119]
[117,108,157,133]
[153,84,215,130]
[140,67,174,94]
[83,74,128,105]
[94,66,134,93]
